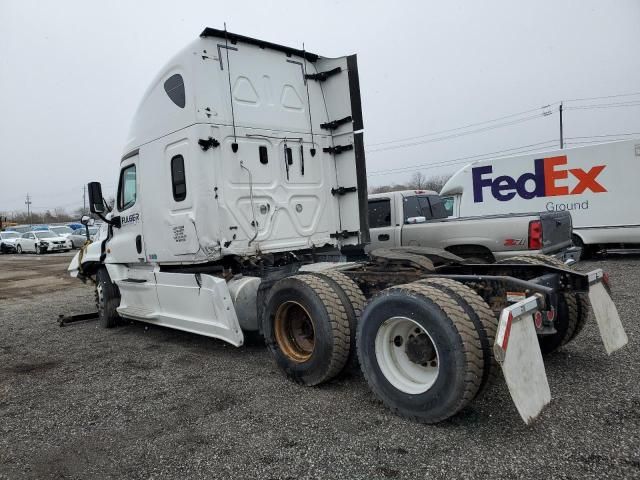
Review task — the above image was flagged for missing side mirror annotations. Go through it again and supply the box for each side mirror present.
[81,215,95,226]
[406,216,427,224]
[88,182,105,214]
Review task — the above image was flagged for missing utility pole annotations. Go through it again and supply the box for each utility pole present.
[25,193,32,226]
[559,102,564,149]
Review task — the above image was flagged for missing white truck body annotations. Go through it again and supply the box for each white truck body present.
[367,190,575,261]
[441,139,640,249]
[72,28,367,345]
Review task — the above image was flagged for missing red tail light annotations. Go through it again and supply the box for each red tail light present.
[528,220,543,250]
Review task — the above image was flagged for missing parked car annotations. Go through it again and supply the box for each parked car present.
[67,226,99,248]
[368,190,579,262]
[0,231,21,253]
[15,230,72,254]
[68,223,85,231]
[30,225,50,231]
[5,225,31,234]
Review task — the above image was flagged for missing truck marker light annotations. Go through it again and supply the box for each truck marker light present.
[546,307,555,322]
[534,311,543,329]
[528,220,543,250]
[472,156,607,202]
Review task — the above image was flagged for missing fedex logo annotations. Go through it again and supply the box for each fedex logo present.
[472,156,607,203]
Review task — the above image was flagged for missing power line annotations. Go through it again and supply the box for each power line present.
[566,132,640,140]
[367,139,558,177]
[565,100,640,111]
[367,104,558,148]
[564,90,640,103]
[366,113,552,154]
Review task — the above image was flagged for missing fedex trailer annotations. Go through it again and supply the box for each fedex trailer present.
[441,139,640,257]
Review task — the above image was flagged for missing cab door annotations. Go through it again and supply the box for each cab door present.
[22,232,36,252]
[106,155,146,264]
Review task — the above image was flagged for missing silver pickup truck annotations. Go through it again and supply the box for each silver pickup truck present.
[368,190,579,262]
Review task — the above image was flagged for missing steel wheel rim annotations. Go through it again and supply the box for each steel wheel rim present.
[274,301,315,363]
[375,316,440,394]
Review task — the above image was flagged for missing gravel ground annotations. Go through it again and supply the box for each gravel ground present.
[0,253,638,479]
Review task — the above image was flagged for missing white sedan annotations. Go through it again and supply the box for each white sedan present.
[15,230,72,254]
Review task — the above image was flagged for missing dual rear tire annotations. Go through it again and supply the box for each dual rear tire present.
[262,274,355,386]
[264,273,497,423]
[357,281,495,424]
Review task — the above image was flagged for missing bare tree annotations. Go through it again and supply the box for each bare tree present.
[370,172,453,195]
[408,171,428,190]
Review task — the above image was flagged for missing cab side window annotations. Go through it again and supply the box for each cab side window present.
[171,155,187,202]
[368,199,391,228]
[427,195,448,219]
[118,164,137,210]
[404,196,432,222]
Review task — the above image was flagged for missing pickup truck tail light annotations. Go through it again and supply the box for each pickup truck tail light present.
[528,220,543,250]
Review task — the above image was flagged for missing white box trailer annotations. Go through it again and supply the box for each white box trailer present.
[441,139,640,256]
[69,28,627,425]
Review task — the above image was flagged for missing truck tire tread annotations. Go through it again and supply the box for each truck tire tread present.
[264,274,350,386]
[418,278,499,395]
[311,270,365,373]
[358,283,483,423]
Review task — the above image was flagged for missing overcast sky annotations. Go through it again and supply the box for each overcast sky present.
[1,0,639,214]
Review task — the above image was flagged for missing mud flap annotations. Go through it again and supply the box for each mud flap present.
[587,278,628,354]
[494,296,551,425]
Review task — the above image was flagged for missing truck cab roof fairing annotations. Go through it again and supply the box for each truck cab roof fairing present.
[122,29,352,155]
[200,27,319,63]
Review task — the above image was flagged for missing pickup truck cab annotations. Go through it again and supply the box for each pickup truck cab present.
[368,190,576,262]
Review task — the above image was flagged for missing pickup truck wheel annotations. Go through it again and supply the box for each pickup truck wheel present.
[263,274,350,386]
[95,268,120,328]
[357,283,483,423]
[417,278,498,396]
[496,255,587,353]
[311,270,365,373]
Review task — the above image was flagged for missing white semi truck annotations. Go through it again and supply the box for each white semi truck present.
[69,28,627,424]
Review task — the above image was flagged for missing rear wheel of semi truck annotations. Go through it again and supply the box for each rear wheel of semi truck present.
[263,274,350,386]
[357,283,484,423]
[417,278,499,397]
[311,270,365,374]
[496,255,590,353]
[95,268,120,328]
